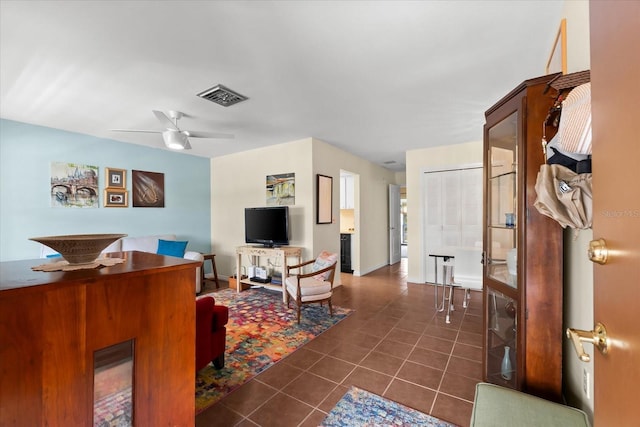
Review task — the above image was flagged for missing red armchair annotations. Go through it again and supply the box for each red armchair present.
[195,296,228,372]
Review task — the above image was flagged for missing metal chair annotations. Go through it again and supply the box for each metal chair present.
[440,247,483,323]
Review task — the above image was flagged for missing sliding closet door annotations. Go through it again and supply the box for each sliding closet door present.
[460,168,483,246]
[423,166,482,283]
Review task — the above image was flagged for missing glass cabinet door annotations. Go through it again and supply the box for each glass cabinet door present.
[486,288,517,387]
[486,111,518,289]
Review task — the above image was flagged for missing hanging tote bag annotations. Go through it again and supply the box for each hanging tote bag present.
[534,164,593,229]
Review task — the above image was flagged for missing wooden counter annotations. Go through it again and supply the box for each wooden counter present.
[0,251,198,426]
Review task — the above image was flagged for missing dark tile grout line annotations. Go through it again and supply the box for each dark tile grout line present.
[236,290,419,426]
[219,318,374,425]
[203,279,482,426]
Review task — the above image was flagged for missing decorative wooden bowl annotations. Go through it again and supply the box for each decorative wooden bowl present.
[29,233,127,265]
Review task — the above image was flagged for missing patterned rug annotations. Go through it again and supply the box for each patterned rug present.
[321,387,458,427]
[195,287,353,413]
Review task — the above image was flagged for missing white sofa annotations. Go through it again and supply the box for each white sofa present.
[40,234,204,293]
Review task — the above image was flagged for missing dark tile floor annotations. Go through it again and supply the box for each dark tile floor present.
[196,259,482,427]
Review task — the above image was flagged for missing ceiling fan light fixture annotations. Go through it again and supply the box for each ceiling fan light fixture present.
[162,130,189,150]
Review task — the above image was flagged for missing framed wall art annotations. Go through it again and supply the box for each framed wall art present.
[132,170,165,207]
[104,189,128,208]
[546,18,567,75]
[105,167,126,189]
[266,173,295,206]
[50,161,99,208]
[316,174,333,224]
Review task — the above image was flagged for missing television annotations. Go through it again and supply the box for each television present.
[244,206,290,247]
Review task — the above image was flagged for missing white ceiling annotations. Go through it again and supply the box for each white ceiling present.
[0,1,564,171]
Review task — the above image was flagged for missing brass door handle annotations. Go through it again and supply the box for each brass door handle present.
[588,238,608,264]
[566,323,609,362]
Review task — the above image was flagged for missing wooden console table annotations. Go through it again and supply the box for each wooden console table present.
[236,245,303,302]
[0,251,198,426]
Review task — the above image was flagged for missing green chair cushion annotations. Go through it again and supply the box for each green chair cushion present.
[471,383,590,427]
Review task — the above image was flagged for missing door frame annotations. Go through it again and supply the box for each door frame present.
[389,184,401,265]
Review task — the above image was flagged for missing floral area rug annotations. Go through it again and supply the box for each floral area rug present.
[195,287,353,413]
[321,386,458,427]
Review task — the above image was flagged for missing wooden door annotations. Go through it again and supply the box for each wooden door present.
[590,2,640,424]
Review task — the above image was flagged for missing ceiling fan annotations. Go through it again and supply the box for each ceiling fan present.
[111,110,234,150]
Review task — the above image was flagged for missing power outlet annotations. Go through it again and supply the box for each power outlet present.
[583,368,591,399]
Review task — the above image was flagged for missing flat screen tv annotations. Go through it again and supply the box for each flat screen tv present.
[245,206,290,247]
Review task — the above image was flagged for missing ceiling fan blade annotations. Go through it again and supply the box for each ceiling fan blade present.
[152,110,179,131]
[111,129,162,133]
[185,131,235,139]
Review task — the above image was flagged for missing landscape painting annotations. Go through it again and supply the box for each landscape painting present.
[266,173,295,206]
[50,162,99,208]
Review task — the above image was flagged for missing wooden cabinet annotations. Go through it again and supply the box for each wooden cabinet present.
[0,252,198,426]
[482,74,563,402]
[340,175,354,209]
[340,233,353,273]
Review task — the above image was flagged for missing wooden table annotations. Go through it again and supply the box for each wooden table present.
[236,245,303,302]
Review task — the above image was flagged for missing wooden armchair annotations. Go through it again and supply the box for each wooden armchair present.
[285,251,338,323]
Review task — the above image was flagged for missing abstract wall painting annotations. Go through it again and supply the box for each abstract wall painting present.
[50,162,99,208]
[132,170,165,207]
[266,173,295,206]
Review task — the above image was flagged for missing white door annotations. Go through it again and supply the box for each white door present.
[423,166,482,283]
[459,168,483,247]
[389,184,401,265]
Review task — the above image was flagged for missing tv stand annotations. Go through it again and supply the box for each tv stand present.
[236,245,302,302]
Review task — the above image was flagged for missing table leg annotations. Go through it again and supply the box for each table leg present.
[434,257,445,312]
[282,255,288,303]
[236,253,241,293]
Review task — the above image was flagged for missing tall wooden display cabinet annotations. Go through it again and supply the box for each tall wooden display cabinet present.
[482,74,563,402]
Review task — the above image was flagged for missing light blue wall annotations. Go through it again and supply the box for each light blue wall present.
[0,119,211,261]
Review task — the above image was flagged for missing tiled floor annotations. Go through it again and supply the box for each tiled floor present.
[196,259,482,427]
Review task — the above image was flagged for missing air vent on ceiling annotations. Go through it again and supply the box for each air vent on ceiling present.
[383,160,397,165]
[197,84,248,107]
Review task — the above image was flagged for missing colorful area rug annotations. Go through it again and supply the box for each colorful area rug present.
[195,287,353,413]
[321,386,458,427]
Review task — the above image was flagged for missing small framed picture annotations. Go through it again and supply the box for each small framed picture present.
[104,189,128,208]
[105,167,126,189]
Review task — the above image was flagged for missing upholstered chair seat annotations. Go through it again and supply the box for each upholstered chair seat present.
[285,276,333,302]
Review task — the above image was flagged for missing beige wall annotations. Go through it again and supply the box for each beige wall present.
[211,137,396,281]
[312,139,397,276]
[211,138,314,278]
[405,141,483,283]
[560,0,594,418]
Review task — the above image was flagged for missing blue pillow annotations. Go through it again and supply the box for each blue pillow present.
[156,239,188,258]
